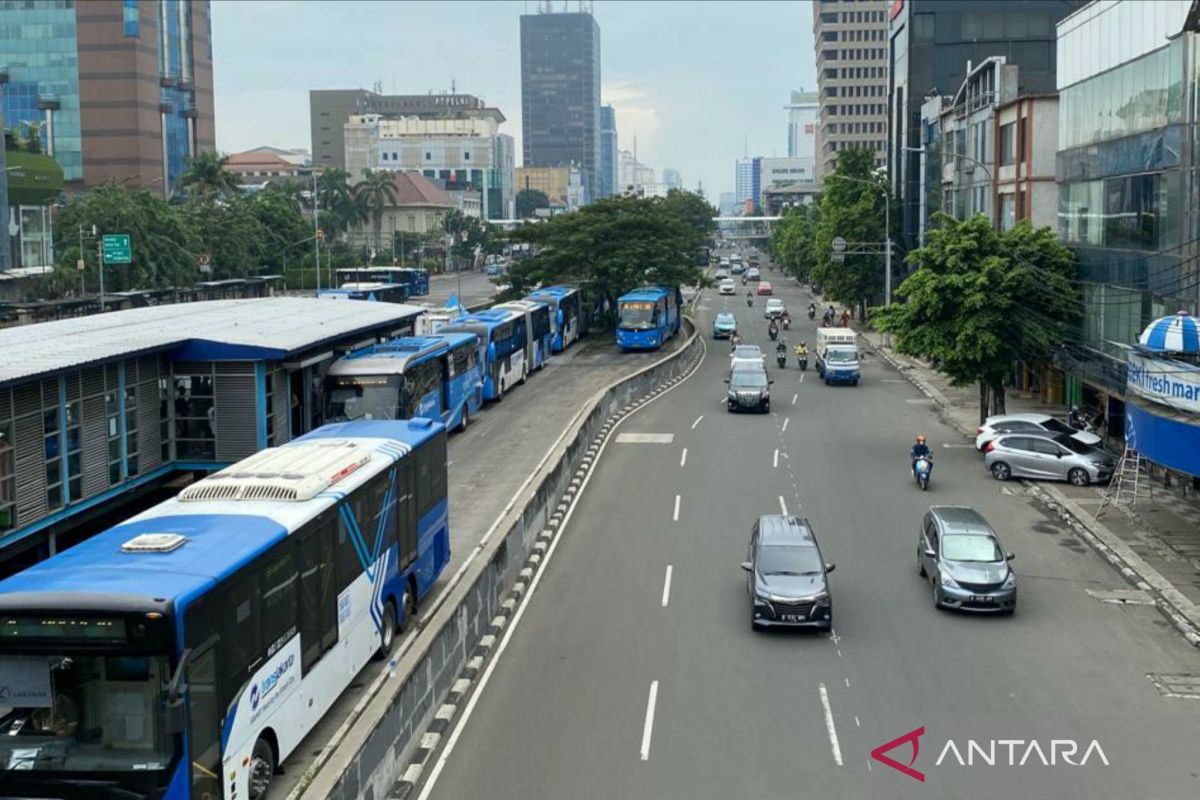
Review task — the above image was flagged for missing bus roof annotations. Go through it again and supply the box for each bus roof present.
[328,334,476,376]
[618,286,673,303]
[528,285,578,299]
[0,420,443,611]
[495,299,548,313]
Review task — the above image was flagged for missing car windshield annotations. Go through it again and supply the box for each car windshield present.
[618,301,657,329]
[758,545,823,576]
[826,347,856,364]
[0,653,176,772]
[1052,433,1094,454]
[716,314,734,324]
[730,370,767,389]
[325,375,402,421]
[942,534,1004,563]
[732,346,761,359]
[1041,418,1075,435]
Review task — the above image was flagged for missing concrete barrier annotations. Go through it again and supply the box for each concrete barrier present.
[295,319,704,800]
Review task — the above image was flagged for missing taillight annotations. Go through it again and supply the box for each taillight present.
[976,427,984,435]
[984,441,995,453]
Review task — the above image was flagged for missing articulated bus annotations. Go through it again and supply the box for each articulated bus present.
[493,299,553,372]
[438,309,527,401]
[317,281,410,303]
[615,285,683,351]
[0,418,450,800]
[525,285,586,353]
[335,268,430,297]
[324,333,484,432]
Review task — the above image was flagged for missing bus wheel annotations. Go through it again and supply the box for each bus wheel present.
[458,406,470,433]
[374,599,397,660]
[248,737,276,800]
[496,376,505,401]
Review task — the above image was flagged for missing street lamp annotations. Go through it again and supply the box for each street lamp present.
[827,173,892,307]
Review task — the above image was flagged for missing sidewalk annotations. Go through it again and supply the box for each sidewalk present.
[859,328,1200,649]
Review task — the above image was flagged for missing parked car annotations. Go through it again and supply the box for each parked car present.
[726,366,772,413]
[757,281,774,296]
[742,515,834,629]
[918,506,1016,614]
[712,311,738,339]
[719,278,737,295]
[746,267,761,281]
[975,413,1101,451]
[984,432,1116,486]
[730,344,765,371]
[764,298,786,319]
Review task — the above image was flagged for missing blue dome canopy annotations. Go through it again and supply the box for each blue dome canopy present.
[1138,310,1200,353]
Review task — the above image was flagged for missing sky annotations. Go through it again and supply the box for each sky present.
[211,0,815,201]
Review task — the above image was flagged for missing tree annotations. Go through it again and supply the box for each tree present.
[506,194,705,326]
[179,150,240,198]
[873,214,1080,423]
[660,189,716,253]
[770,203,820,281]
[810,148,893,320]
[515,189,550,218]
[354,169,397,254]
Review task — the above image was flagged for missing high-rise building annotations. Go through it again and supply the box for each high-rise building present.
[735,157,760,208]
[0,0,215,194]
[785,90,819,162]
[599,104,617,198]
[520,8,601,202]
[662,167,682,190]
[888,0,1083,249]
[812,0,889,181]
[718,192,738,217]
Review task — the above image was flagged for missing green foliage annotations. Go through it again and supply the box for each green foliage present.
[444,209,502,269]
[873,214,1080,421]
[811,148,893,317]
[506,194,706,327]
[354,169,398,253]
[179,151,241,198]
[769,203,819,280]
[660,188,716,253]
[515,189,550,218]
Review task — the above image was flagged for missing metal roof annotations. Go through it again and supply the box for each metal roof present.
[0,297,425,388]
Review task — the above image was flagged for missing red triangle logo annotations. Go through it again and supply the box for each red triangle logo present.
[870,725,926,782]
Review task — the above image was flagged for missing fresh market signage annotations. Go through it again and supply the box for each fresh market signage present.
[1127,352,1200,414]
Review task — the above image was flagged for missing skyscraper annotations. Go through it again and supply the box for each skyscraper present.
[662,167,682,190]
[520,8,601,202]
[812,0,889,180]
[0,0,215,194]
[785,90,819,162]
[599,104,617,198]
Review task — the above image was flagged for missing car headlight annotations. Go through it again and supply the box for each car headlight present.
[728,391,737,401]
[1002,571,1017,590]
[938,568,959,589]
[808,590,830,604]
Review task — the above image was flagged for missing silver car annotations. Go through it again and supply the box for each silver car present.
[918,506,1016,614]
[984,432,1115,486]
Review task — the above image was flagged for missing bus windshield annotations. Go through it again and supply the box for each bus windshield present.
[619,301,658,330]
[0,652,176,773]
[326,375,402,421]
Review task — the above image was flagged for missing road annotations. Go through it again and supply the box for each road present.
[271,327,686,798]
[419,252,1200,800]
[426,270,499,309]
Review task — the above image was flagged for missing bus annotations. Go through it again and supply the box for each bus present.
[493,299,553,372]
[526,285,586,353]
[0,418,450,800]
[615,286,683,351]
[334,267,430,297]
[324,333,484,432]
[438,308,527,401]
[317,282,410,303]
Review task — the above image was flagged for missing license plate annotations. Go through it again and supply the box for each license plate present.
[782,614,806,622]
[969,595,993,603]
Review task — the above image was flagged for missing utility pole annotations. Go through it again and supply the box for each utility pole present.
[311,169,321,292]
[78,223,85,297]
[97,234,106,310]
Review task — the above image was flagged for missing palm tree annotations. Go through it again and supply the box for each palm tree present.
[354,169,397,254]
[179,151,240,198]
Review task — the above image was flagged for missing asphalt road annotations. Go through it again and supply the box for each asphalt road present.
[419,253,1200,800]
[426,270,500,309]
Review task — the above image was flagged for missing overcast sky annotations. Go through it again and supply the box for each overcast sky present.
[212,0,815,200]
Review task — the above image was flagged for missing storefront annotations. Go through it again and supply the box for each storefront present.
[1125,312,1200,484]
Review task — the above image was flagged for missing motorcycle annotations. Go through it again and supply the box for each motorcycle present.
[776,351,788,369]
[746,296,754,308]
[913,456,933,491]
[768,327,779,342]
[807,307,816,320]
[781,316,791,330]
[798,354,808,371]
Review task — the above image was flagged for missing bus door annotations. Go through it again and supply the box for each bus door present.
[187,641,221,800]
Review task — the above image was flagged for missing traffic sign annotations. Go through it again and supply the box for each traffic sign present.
[102,234,132,264]
[196,253,212,274]
[831,253,845,264]
[831,236,847,253]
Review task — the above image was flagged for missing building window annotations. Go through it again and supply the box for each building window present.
[174,371,216,461]
[0,421,13,531]
[998,123,1015,167]
[1000,194,1016,231]
[1016,120,1027,164]
[264,372,276,448]
[464,151,470,161]
[123,0,139,37]
[65,400,81,501]
[159,376,172,462]
[43,392,62,513]
[106,391,121,486]
[125,385,139,479]
[425,152,432,161]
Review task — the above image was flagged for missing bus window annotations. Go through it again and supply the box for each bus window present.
[261,545,298,658]
[298,514,338,670]
[188,645,222,800]
[404,360,441,418]
[398,460,418,570]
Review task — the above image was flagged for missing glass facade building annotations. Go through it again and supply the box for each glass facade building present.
[520,11,601,202]
[599,104,617,199]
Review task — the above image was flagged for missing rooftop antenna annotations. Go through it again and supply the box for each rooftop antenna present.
[451,78,456,94]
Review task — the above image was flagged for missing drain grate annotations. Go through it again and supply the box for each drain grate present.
[1086,588,1155,605]
[1147,673,1200,699]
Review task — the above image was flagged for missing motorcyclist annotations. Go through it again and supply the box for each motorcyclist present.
[775,337,788,354]
[794,341,808,358]
[746,291,754,308]
[911,435,932,476]
[767,318,779,339]
[1068,405,1083,429]
[807,302,817,319]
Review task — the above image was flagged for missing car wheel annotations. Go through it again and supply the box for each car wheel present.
[991,462,1011,481]
[1068,467,1089,486]
[458,405,469,433]
[248,737,276,800]
[932,579,942,609]
[917,552,927,577]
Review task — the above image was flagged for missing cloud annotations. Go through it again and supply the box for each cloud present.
[603,81,662,159]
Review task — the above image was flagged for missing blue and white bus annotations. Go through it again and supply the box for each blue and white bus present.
[494,299,553,372]
[317,281,410,303]
[615,285,683,351]
[324,333,484,432]
[335,267,430,297]
[439,309,527,401]
[0,418,450,800]
[526,285,586,353]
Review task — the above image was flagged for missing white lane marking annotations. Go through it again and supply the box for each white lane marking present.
[417,334,709,800]
[773,449,779,468]
[844,677,850,688]
[640,680,660,761]
[680,448,688,467]
[673,494,681,522]
[905,398,934,404]
[819,683,844,767]
[691,415,704,429]
[791,393,798,405]
[661,565,673,607]
[799,373,805,384]
[778,496,788,515]
[855,715,861,727]
[781,417,789,432]
[615,432,675,444]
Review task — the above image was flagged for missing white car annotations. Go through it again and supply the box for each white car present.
[730,344,765,371]
[719,278,737,295]
[746,267,761,281]
[764,298,786,319]
[975,413,1102,452]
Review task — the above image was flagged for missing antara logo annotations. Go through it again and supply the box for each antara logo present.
[871,726,1110,781]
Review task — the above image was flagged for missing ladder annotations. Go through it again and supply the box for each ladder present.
[1097,445,1152,518]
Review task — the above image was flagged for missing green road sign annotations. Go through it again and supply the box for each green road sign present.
[102,234,132,264]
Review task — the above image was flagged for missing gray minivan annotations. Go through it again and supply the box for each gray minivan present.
[742,515,835,630]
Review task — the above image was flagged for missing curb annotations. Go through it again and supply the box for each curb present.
[385,321,708,800]
[866,333,1200,651]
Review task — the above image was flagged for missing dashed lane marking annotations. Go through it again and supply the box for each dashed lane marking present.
[673,494,681,522]
[615,433,676,444]
[661,565,673,608]
[773,449,779,468]
[680,448,687,467]
[792,394,798,405]
[819,683,844,767]
[781,417,789,432]
[778,496,788,515]
[691,415,704,430]
[640,681,660,761]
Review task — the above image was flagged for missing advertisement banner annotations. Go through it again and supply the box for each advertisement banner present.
[1126,353,1200,415]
